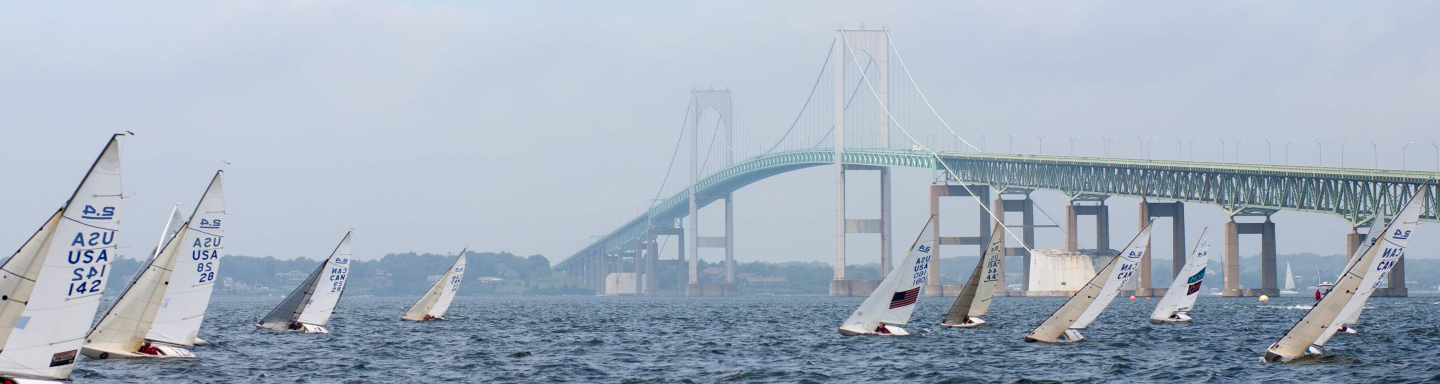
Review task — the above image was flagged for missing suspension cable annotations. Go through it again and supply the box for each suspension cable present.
[841,33,1034,254]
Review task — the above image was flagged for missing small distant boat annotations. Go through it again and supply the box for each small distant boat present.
[1280,263,1297,295]
[940,222,1004,328]
[256,232,354,334]
[1149,229,1209,324]
[0,136,124,383]
[838,216,935,336]
[1264,189,1425,362]
[402,250,467,321]
[1025,221,1154,343]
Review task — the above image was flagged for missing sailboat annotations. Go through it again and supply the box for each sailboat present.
[1263,189,1426,362]
[940,222,1004,328]
[81,205,196,359]
[1320,211,1387,335]
[146,171,226,348]
[1280,262,1297,295]
[402,250,467,321]
[256,232,353,334]
[1024,221,1154,343]
[0,136,124,383]
[1148,229,1209,324]
[838,216,936,336]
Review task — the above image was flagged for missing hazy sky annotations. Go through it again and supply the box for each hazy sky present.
[2,1,1438,266]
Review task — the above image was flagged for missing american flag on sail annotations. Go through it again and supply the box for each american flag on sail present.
[889,287,920,309]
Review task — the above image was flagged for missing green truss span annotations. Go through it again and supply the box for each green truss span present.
[557,148,1439,272]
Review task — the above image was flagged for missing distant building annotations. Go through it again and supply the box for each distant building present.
[740,275,788,289]
[373,268,394,287]
[701,267,725,282]
[275,271,308,285]
[475,277,505,284]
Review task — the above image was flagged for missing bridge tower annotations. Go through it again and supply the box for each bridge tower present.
[1136,201,1186,297]
[1222,213,1279,297]
[926,184,992,296]
[831,29,894,297]
[687,88,737,297]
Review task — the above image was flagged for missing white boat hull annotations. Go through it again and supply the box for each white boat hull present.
[81,344,196,360]
[254,323,330,334]
[838,324,909,336]
[1025,329,1086,343]
[941,317,986,328]
[1148,313,1193,324]
[7,377,69,384]
[1264,345,1322,363]
[194,337,211,346]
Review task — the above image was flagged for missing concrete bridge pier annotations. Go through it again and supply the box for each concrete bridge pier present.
[1222,217,1279,297]
[1064,199,1109,254]
[995,192,1035,292]
[1137,201,1186,297]
[926,184,991,297]
[830,165,893,297]
[1349,225,1410,297]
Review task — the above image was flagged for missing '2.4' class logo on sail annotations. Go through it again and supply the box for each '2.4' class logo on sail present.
[80,205,115,221]
[198,218,222,229]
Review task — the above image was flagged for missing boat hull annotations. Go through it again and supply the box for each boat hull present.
[254,323,330,334]
[1148,313,1193,324]
[1263,345,1322,363]
[941,317,986,328]
[6,377,68,384]
[81,344,196,360]
[838,324,909,336]
[1025,329,1086,343]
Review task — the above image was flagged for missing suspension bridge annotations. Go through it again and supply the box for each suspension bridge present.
[553,29,1440,298]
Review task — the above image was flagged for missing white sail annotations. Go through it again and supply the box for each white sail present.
[295,233,352,326]
[82,224,188,358]
[839,216,935,335]
[147,171,226,347]
[1149,229,1209,321]
[1315,195,1424,346]
[1284,263,1295,291]
[0,136,124,381]
[402,252,466,321]
[1265,190,1425,362]
[1025,222,1153,342]
[154,204,184,260]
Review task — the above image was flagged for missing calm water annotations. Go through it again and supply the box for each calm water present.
[71,295,1440,383]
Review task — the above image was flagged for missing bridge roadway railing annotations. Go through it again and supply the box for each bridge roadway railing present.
[557,148,1439,272]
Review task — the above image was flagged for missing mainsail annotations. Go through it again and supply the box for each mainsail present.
[1025,222,1153,342]
[1264,190,1426,362]
[0,136,124,380]
[838,216,935,335]
[147,171,226,347]
[258,232,352,330]
[1149,229,1209,321]
[402,251,467,321]
[941,222,1005,326]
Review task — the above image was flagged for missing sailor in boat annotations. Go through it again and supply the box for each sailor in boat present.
[874,324,891,335]
[138,342,161,356]
[423,315,437,321]
[288,322,303,331]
